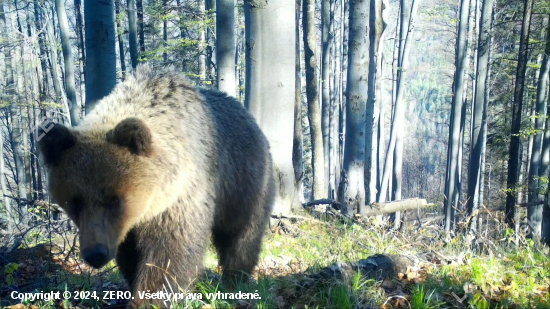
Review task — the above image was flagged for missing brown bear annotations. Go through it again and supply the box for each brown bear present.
[37,66,275,308]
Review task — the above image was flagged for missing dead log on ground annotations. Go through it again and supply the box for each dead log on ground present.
[362,198,433,216]
[303,198,434,216]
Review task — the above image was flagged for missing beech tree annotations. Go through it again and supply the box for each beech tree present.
[128,0,139,68]
[217,0,236,96]
[340,0,370,215]
[505,0,533,228]
[84,0,117,112]
[55,0,80,125]
[244,0,299,214]
[526,15,550,237]
[444,0,470,231]
[466,0,493,222]
[303,0,325,200]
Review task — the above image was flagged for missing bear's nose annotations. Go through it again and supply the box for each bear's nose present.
[82,244,109,268]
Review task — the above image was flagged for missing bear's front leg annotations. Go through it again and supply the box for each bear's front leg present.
[118,208,212,309]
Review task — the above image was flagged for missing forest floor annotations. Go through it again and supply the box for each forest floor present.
[1,207,550,309]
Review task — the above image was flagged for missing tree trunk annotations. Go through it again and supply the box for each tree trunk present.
[542,72,550,243]
[206,0,216,83]
[244,0,299,214]
[75,0,86,88]
[13,0,33,200]
[466,0,493,225]
[136,0,145,54]
[217,0,236,96]
[505,0,533,228]
[163,0,168,63]
[378,0,419,204]
[444,0,470,232]
[56,0,80,125]
[128,0,139,69]
[303,0,325,200]
[46,14,67,119]
[115,0,126,79]
[293,0,304,202]
[0,120,13,232]
[526,15,550,238]
[1,0,27,225]
[85,0,117,112]
[330,0,341,199]
[340,0,378,215]
[374,0,388,202]
[366,0,386,205]
[321,0,331,193]
[391,133,403,228]
[199,0,206,81]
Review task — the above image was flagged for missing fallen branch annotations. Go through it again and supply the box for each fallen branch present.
[303,198,434,216]
[517,201,545,207]
[303,199,341,209]
[362,198,433,216]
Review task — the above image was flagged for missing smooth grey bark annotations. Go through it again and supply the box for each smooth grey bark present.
[85,0,117,113]
[330,0,342,198]
[199,0,206,80]
[456,101,467,210]
[505,0,533,228]
[56,0,79,125]
[527,15,550,238]
[391,133,403,228]
[206,0,216,83]
[303,0,325,200]
[340,0,371,215]
[128,0,139,68]
[444,0,470,231]
[293,0,304,202]
[378,0,419,204]
[321,0,331,193]
[115,0,126,79]
[244,0,299,214]
[217,0,236,96]
[13,0,33,199]
[466,0,493,222]
[7,4,29,222]
[367,0,386,205]
[542,75,550,243]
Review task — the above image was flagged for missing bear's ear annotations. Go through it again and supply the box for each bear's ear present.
[106,117,153,156]
[37,122,76,166]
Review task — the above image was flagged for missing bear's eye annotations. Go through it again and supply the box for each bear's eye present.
[69,196,84,220]
[107,196,120,208]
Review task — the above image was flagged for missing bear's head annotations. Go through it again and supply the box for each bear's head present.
[37,118,156,269]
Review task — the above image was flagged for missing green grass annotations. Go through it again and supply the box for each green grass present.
[2,214,550,308]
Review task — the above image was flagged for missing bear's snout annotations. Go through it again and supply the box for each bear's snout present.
[82,244,109,268]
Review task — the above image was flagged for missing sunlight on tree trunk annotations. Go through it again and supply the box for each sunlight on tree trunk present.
[467,0,493,229]
[303,0,325,200]
[217,0,236,96]
[526,16,550,238]
[340,0,371,215]
[244,0,300,214]
[444,0,470,232]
